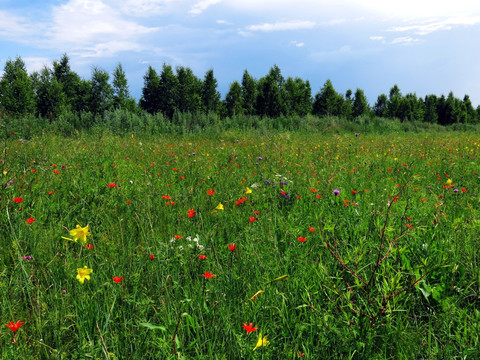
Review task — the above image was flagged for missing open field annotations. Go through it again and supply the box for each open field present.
[1,131,480,359]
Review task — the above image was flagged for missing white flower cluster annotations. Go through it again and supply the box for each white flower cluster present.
[170,234,204,251]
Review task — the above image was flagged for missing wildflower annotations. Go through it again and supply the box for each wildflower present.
[53,170,60,174]
[161,195,172,200]
[250,290,264,301]
[206,188,215,196]
[126,200,131,204]
[461,188,467,192]
[249,217,256,223]
[107,182,117,188]
[297,236,306,243]
[149,254,154,260]
[198,255,207,260]
[242,323,259,334]
[333,189,340,196]
[5,320,25,333]
[406,224,413,229]
[352,190,358,195]
[76,266,93,284]
[25,217,35,224]
[69,225,91,244]
[228,244,237,252]
[174,234,183,239]
[215,203,224,210]
[446,179,452,185]
[245,187,252,194]
[309,188,317,193]
[236,197,248,205]
[253,333,270,351]
[454,188,459,193]
[202,271,215,279]
[22,256,32,261]
[309,227,315,232]
[13,197,23,203]
[355,133,359,136]
[49,191,54,195]
[85,243,94,250]
[112,276,124,284]
[188,209,196,218]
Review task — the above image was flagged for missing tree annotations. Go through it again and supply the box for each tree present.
[374,94,388,117]
[158,63,178,118]
[312,79,344,117]
[139,66,160,114]
[176,66,202,113]
[201,69,220,114]
[32,66,67,121]
[89,66,113,115]
[225,81,243,117]
[241,70,256,115]
[387,85,401,119]
[52,54,82,112]
[255,65,286,117]
[423,95,438,124]
[0,56,36,117]
[284,77,312,116]
[352,88,369,118]
[112,63,130,110]
[462,95,477,123]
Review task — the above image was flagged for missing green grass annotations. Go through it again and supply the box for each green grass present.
[1,131,480,359]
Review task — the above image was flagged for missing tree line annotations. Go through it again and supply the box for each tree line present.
[1,54,479,127]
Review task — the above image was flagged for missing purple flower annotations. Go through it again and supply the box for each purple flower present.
[264,180,270,185]
[258,156,263,160]
[333,189,340,196]
[355,133,359,137]
[454,188,459,193]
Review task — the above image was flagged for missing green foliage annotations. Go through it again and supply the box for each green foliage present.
[1,131,480,359]
[0,56,36,117]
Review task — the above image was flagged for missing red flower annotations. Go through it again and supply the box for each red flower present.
[297,236,306,243]
[202,271,215,279]
[25,217,35,224]
[235,197,248,205]
[461,188,467,192]
[48,191,54,195]
[149,254,154,260]
[248,217,256,223]
[309,227,315,232]
[187,209,196,218]
[174,234,182,239]
[352,190,358,195]
[161,195,171,200]
[53,170,60,174]
[206,188,215,196]
[406,224,413,229]
[107,182,117,188]
[126,200,131,204]
[5,320,25,332]
[242,322,258,334]
[31,169,35,173]
[228,244,236,252]
[112,276,124,284]
[198,255,207,260]
[85,244,94,250]
[13,197,23,203]
[310,188,317,193]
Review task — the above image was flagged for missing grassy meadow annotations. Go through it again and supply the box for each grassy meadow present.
[1,130,480,359]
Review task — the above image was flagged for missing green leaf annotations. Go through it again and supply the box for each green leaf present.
[139,322,167,332]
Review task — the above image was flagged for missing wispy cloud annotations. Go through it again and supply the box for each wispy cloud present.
[47,0,159,57]
[391,36,423,45]
[0,10,43,43]
[120,0,179,17]
[246,20,316,32]
[387,16,480,35]
[290,41,305,47]
[190,0,222,15]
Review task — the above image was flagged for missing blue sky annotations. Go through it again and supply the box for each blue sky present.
[1,0,480,106]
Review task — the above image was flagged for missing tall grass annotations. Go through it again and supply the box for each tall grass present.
[1,131,479,359]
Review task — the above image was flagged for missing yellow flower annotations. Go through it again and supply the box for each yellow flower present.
[446,179,452,185]
[76,266,93,284]
[69,225,91,244]
[249,290,264,301]
[215,203,224,210]
[245,187,252,194]
[253,333,270,351]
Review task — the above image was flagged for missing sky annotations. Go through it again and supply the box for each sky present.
[1,0,480,106]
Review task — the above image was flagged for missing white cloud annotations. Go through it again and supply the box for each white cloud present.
[24,57,52,73]
[246,20,316,32]
[290,41,305,47]
[189,0,222,15]
[391,36,423,45]
[120,0,179,17]
[216,19,233,25]
[388,16,480,35]
[0,10,42,43]
[47,0,159,56]
[369,36,384,41]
